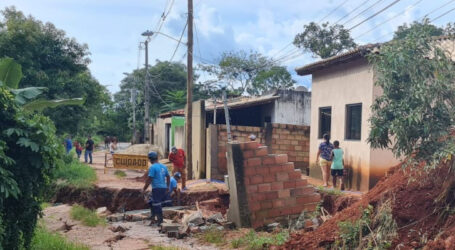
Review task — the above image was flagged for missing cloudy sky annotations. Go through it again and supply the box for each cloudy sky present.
[1,0,454,92]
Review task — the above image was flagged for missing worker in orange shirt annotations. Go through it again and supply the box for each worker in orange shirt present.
[168,146,186,190]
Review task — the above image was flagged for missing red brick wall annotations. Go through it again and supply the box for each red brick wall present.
[214,124,310,180]
[237,142,320,228]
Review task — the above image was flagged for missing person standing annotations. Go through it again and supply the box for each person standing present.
[142,151,170,226]
[104,136,110,150]
[64,135,72,154]
[330,141,345,190]
[168,146,186,190]
[85,135,94,164]
[74,141,83,160]
[316,134,334,187]
[164,172,181,206]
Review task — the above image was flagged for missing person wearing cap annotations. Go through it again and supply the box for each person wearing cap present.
[168,146,186,190]
[164,172,181,206]
[142,151,170,226]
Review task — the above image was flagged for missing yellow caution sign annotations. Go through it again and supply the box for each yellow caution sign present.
[112,154,149,170]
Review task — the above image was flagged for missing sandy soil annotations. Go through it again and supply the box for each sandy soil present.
[42,204,217,250]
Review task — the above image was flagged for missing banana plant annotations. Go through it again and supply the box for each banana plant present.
[0,57,84,111]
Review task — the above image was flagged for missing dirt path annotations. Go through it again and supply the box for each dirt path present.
[42,204,217,250]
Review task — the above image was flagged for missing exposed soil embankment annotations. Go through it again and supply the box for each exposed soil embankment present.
[53,185,229,213]
[284,162,455,249]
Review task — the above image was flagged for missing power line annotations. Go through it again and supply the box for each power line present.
[355,0,423,39]
[342,0,386,26]
[424,0,455,18]
[431,6,455,22]
[170,20,188,61]
[194,21,203,65]
[348,0,402,31]
[376,0,455,41]
[335,0,374,24]
[319,0,350,23]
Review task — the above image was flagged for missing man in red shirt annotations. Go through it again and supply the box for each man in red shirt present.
[168,146,186,189]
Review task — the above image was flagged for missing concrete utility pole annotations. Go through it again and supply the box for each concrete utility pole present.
[130,89,137,144]
[142,31,153,144]
[223,89,232,141]
[185,0,193,180]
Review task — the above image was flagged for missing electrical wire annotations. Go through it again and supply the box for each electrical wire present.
[354,0,423,39]
[170,20,188,62]
[431,6,455,22]
[342,0,386,26]
[335,0,374,24]
[319,0,350,23]
[348,0,402,31]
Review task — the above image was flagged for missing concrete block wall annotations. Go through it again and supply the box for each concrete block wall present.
[226,141,320,229]
[268,123,310,173]
[213,124,310,180]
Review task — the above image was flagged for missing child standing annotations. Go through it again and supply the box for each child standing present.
[74,141,83,160]
[330,140,345,190]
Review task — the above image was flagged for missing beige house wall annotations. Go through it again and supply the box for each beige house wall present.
[153,117,172,157]
[309,58,375,191]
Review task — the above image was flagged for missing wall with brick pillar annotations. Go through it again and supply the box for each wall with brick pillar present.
[209,124,310,180]
[226,141,320,229]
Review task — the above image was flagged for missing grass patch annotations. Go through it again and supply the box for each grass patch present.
[40,202,51,210]
[114,170,127,178]
[198,227,226,245]
[31,224,89,250]
[316,186,343,196]
[70,205,106,227]
[54,161,96,188]
[230,230,289,249]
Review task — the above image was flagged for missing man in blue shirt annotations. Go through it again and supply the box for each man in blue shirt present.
[64,135,72,154]
[142,151,170,226]
[164,172,181,207]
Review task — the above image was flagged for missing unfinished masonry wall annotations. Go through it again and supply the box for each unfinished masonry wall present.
[208,123,310,180]
[226,141,320,229]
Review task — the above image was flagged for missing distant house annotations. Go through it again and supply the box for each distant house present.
[296,36,455,191]
[151,88,312,179]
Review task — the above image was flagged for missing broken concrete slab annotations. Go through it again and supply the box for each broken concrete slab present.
[207,212,225,224]
[186,211,204,226]
[96,207,107,215]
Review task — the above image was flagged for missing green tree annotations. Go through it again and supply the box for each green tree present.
[0,7,108,135]
[393,18,444,40]
[0,85,63,249]
[294,22,356,59]
[110,61,208,141]
[200,50,295,95]
[368,21,455,168]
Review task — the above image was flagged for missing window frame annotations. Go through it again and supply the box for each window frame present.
[345,103,362,141]
[318,106,332,139]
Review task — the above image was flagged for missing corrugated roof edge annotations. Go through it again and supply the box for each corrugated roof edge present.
[295,35,455,76]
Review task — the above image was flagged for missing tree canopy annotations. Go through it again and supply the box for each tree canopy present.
[110,61,209,141]
[293,22,356,59]
[200,50,295,96]
[368,21,455,168]
[0,7,109,135]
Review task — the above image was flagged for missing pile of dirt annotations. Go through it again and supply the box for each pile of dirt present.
[117,144,159,156]
[284,162,455,249]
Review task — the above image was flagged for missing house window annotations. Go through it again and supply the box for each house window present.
[346,103,362,140]
[318,107,331,139]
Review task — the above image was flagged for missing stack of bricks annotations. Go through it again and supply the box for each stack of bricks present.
[227,141,321,229]
[216,125,264,179]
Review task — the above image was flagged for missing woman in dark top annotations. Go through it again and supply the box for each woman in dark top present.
[316,134,334,187]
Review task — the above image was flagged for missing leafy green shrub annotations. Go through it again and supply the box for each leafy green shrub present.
[0,86,63,249]
[338,205,373,249]
[70,205,105,227]
[31,224,89,250]
[54,161,96,188]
